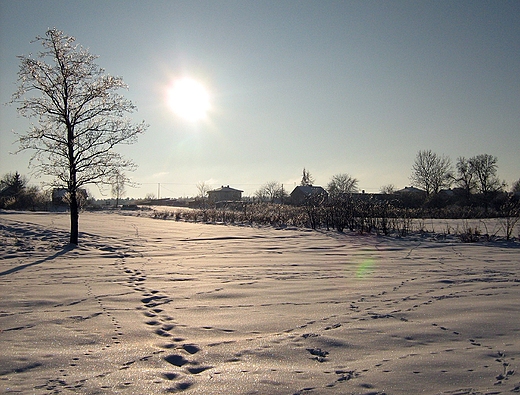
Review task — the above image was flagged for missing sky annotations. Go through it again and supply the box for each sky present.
[1,0,519,199]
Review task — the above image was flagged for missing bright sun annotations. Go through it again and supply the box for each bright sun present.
[167,77,210,122]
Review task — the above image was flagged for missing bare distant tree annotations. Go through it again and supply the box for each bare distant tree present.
[10,29,147,244]
[380,184,395,194]
[300,168,315,186]
[196,181,210,199]
[111,171,126,207]
[145,193,156,201]
[255,181,286,202]
[196,181,210,207]
[410,150,453,196]
[327,173,359,198]
[455,157,477,198]
[512,178,520,194]
[469,154,504,195]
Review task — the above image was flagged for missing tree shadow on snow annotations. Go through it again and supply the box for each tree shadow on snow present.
[0,244,75,276]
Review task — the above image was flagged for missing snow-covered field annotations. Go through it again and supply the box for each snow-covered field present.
[1,211,519,394]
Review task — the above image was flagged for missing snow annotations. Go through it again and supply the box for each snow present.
[1,211,519,394]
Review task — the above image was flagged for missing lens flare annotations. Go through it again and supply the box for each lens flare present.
[356,258,375,279]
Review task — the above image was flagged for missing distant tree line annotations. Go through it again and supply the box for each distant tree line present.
[3,150,520,240]
[410,150,510,209]
[175,156,518,240]
[0,172,49,210]
[249,155,517,212]
[155,191,520,240]
[4,150,519,214]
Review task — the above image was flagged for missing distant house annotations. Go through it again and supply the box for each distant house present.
[393,186,426,208]
[290,185,328,205]
[52,188,69,205]
[52,188,88,206]
[207,185,243,203]
[395,186,425,194]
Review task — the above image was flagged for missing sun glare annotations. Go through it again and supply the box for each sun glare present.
[167,78,210,122]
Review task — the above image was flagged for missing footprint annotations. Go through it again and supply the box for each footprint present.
[186,366,212,374]
[324,323,341,330]
[155,329,172,337]
[163,372,178,380]
[141,295,167,306]
[302,333,320,339]
[307,348,329,357]
[162,324,175,331]
[335,370,358,381]
[165,355,189,367]
[182,344,200,354]
[307,348,329,362]
[167,382,193,392]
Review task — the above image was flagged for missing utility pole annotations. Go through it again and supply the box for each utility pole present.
[158,183,160,199]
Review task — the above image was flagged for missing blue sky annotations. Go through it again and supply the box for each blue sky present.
[1,0,519,199]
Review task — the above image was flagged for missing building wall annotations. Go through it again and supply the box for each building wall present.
[208,188,242,203]
[290,186,327,205]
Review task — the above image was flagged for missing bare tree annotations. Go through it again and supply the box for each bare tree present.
[300,168,315,186]
[10,29,147,244]
[410,150,453,196]
[512,178,520,194]
[255,181,286,202]
[469,154,504,195]
[380,184,395,194]
[326,174,357,233]
[196,181,210,207]
[455,157,477,199]
[327,173,359,198]
[145,193,156,201]
[111,171,126,207]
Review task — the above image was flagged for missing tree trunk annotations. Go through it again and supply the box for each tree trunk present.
[69,191,79,245]
[67,115,78,244]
